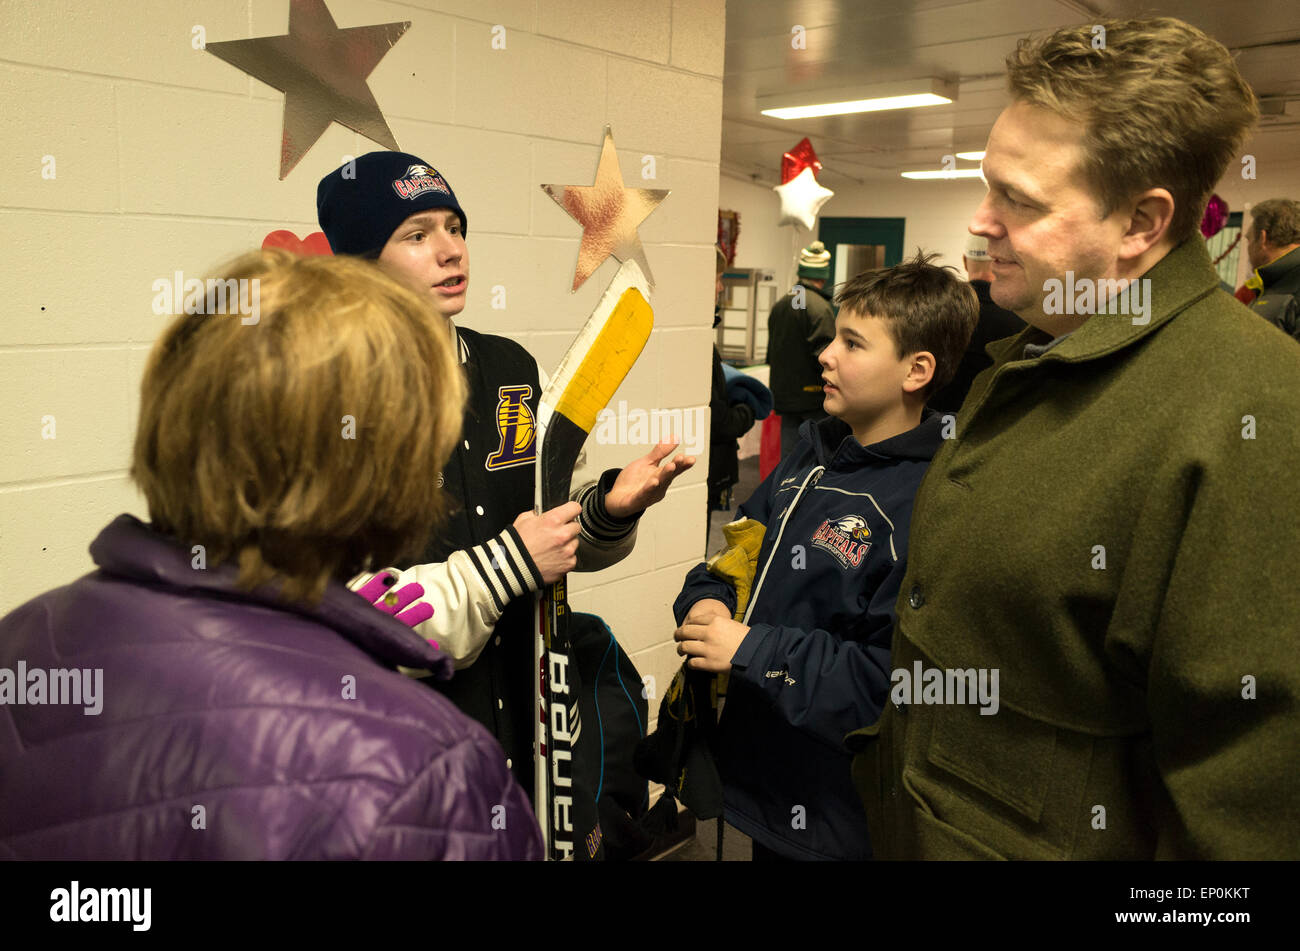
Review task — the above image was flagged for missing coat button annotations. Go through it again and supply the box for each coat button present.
[506,758,512,769]
[908,584,924,609]
[463,439,470,450]
[497,698,503,710]
[494,635,502,646]
[476,505,485,515]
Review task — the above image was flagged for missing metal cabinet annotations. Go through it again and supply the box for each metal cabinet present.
[716,267,778,364]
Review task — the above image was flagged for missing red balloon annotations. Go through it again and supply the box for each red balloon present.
[781,138,823,184]
[262,230,333,256]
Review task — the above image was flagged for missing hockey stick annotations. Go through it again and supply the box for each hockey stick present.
[534,259,653,860]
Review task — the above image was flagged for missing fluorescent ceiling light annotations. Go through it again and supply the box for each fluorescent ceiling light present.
[901,169,985,180]
[763,93,950,120]
[955,150,985,161]
[758,79,956,120]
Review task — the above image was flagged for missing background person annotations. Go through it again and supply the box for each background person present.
[1243,198,1300,339]
[0,250,541,860]
[927,234,1025,413]
[767,240,835,458]
[708,246,762,539]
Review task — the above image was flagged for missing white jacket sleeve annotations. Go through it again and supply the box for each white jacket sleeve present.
[355,473,635,671]
[352,363,641,669]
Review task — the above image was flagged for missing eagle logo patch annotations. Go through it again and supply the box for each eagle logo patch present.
[811,514,872,569]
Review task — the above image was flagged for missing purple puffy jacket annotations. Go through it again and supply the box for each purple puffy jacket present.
[0,515,543,860]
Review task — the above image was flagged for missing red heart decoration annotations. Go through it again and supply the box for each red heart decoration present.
[262,230,333,256]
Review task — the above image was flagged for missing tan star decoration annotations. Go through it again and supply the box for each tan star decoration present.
[542,127,670,292]
[206,0,409,179]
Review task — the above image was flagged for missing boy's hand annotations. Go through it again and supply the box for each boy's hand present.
[514,502,582,584]
[684,598,733,627]
[675,616,749,673]
[605,440,696,518]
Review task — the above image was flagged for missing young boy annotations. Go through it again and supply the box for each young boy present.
[316,152,694,801]
[672,251,978,860]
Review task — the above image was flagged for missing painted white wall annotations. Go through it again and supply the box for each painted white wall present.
[826,179,990,274]
[718,173,802,293]
[0,0,726,716]
[718,171,988,296]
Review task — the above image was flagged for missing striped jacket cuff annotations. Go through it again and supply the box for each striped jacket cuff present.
[579,467,640,544]
[465,526,544,612]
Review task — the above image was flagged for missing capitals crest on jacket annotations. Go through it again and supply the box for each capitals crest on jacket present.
[392,164,451,200]
[811,514,872,569]
[485,384,537,471]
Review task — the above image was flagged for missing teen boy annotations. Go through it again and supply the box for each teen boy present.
[316,152,694,795]
[672,253,977,860]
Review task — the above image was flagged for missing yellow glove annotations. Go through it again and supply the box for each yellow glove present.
[703,517,767,702]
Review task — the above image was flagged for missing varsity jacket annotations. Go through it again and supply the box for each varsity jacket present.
[674,412,945,860]
[848,237,1300,859]
[374,324,639,791]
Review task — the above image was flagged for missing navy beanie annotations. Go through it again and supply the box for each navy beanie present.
[316,151,468,258]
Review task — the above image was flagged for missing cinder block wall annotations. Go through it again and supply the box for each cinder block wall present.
[0,0,724,723]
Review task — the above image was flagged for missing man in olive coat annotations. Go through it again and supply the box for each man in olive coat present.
[848,16,1300,859]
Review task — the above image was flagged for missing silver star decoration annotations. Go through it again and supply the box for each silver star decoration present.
[206,0,409,179]
[542,127,669,292]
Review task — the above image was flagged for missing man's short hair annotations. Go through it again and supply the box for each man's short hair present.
[1250,199,1300,247]
[132,249,466,603]
[834,250,979,396]
[1005,17,1259,244]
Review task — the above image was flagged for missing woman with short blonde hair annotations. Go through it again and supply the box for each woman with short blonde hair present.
[0,249,543,860]
[133,248,465,601]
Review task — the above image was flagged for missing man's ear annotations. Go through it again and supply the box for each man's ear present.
[902,351,936,394]
[1119,187,1175,263]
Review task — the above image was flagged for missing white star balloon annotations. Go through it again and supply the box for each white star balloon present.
[774,166,834,230]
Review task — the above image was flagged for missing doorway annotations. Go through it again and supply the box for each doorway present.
[817,217,906,292]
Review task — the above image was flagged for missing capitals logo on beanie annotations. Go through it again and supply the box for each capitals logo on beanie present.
[392,164,451,200]
[317,151,468,258]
